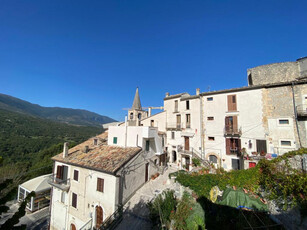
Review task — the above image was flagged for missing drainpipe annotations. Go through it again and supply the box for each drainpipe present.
[125,116,128,148]
[199,93,204,159]
[291,82,302,148]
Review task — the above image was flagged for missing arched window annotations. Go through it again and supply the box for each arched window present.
[138,113,142,120]
[209,155,217,164]
[130,112,133,120]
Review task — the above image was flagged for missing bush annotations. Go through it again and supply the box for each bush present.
[192,158,201,167]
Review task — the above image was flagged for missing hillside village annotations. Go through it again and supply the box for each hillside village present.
[43,57,307,230]
[3,57,306,229]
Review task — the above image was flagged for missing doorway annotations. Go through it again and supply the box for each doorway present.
[95,206,103,229]
[184,137,190,151]
[70,224,76,230]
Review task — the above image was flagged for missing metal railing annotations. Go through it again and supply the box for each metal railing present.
[166,122,183,130]
[224,125,242,136]
[80,218,92,230]
[99,206,124,230]
[48,174,70,191]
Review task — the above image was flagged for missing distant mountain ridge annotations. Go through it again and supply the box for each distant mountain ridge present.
[0,93,116,127]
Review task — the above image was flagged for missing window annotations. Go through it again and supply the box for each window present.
[186,101,190,110]
[145,140,150,151]
[93,138,98,145]
[207,97,213,101]
[138,113,142,120]
[171,132,175,139]
[279,119,289,125]
[186,114,191,128]
[248,140,252,149]
[225,116,238,133]
[73,170,79,181]
[174,100,178,112]
[226,138,241,155]
[151,120,154,127]
[113,137,117,144]
[281,140,291,146]
[231,159,240,170]
[72,193,77,208]
[209,155,217,163]
[130,112,133,120]
[208,137,215,141]
[207,117,214,121]
[227,95,237,111]
[61,191,66,203]
[97,178,104,193]
[256,140,267,153]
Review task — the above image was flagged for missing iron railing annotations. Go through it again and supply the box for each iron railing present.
[166,122,183,130]
[48,174,70,191]
[99,206,124,230]
[224,125,242,136]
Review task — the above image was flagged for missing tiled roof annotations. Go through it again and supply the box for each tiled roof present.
[52,132,142,174]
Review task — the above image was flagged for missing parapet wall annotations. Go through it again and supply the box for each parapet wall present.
[247,62,299,86]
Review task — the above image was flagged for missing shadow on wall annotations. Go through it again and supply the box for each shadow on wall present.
[197,196,284,230]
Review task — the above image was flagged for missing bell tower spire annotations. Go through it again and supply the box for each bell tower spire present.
[132,87,142,110]
[127,87,148,126]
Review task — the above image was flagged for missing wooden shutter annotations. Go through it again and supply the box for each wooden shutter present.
[233,116,238,131]
[96,206,103,229]
[72,193,77,208]
[56,165,63,179]
[73,170,79,181]
[226,138,231,155]
[227,95,237,111]
[237,138,241,152]
[97,178,104,192]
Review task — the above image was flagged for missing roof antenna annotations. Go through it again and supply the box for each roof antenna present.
[207,85,211,92]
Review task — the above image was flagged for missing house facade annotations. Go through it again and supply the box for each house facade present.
[49,125,161,230]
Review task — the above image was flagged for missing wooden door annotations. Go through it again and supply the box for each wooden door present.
[145,163,149,182]
[184,137,189,151]
[96,206,103,229]
[70,224,76,230]
[249,162,256,168]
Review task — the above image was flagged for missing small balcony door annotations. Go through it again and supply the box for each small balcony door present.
[95,206,103,229]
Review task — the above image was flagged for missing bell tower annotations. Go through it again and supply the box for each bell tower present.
[128,87,148,126]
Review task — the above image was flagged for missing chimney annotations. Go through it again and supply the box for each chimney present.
[148,107,152,117]
[83,145,89,153]
[165,92,170,97]
[93,138,98,146]
[196,88,200,95]
[63,142,69,158]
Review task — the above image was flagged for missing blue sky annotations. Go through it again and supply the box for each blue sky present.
[0,0,306,121]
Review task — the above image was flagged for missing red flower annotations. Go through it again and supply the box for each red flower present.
[171,210,174,213]
[190,207,192,210]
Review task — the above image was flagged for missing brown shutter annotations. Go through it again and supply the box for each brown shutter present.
[233,116,238,132]
[226,138,231,155]
[101,179,104,192]
[56,165,63,179]
[227,95,232,111]
[97,178,100,191]
[72,193,77,208]
[238,139,241,152]
[97,178,104,192]
[232,95,237,111]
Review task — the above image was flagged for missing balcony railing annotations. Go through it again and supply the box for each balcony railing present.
[297,104,307,117]
[100,206,124,230]
[48,174,70,191]
[224,126,242,136]
[166,122,183,130]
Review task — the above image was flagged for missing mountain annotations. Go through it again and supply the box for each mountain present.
[0,93,116,127]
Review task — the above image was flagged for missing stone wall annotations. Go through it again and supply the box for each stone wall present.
[248,62,299,86]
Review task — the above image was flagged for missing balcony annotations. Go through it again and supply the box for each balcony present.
[48,174,70,191]
[297,104,307,117]
[224,125,242,136]
[166,122,182,130]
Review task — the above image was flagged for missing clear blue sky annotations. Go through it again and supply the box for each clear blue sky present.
[0,0,306,121]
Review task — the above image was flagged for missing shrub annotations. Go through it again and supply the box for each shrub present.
[192,158,201,167]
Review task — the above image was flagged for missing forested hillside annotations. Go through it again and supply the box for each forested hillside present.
[0,93,116,127]
[0,109,103,181]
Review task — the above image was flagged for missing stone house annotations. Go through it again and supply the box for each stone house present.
[48,125,161,230]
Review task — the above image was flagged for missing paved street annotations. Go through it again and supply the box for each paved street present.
[115,164,180,230]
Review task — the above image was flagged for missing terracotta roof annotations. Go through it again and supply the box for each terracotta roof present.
[52,132,142,174]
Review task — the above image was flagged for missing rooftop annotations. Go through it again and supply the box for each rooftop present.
[52,132,142,174]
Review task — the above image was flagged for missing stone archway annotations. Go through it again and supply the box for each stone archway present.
[205,152,220,166]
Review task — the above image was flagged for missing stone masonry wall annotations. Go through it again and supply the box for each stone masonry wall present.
[294,84,307,147]
[248,62,299,86]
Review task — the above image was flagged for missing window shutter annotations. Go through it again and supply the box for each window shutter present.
[97,178,104,192]
[72,193,77,208]
[238,139,241,152]
[56,165,63,179]
[232,95,237,111]
[233,116,238,131]
[74,170,78,181]
[227,95,232,111]
[226,138,231,155]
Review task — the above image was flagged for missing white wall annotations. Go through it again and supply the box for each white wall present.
[202,89,265,170]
